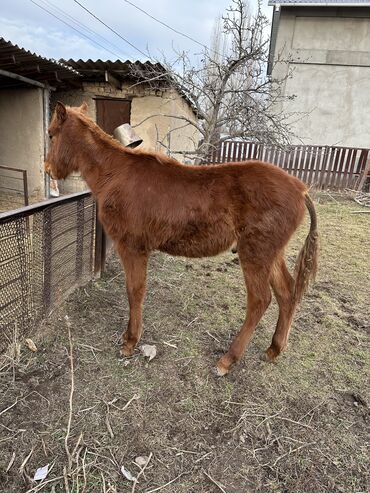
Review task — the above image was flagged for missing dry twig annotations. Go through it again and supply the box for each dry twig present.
[132,453,153,493]
[64,316,74,472]
[145,471,187,493]
[272,441,316,466]
[19,448,33,475]
[25,476,64,493]
[6,451,16,472]
[203,470,228,493]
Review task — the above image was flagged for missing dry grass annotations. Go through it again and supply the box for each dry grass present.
[0,195,369,492]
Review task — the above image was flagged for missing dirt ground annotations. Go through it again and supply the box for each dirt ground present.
[0,194,369,493]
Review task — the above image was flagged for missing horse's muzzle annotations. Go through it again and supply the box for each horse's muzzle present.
[44,161,55,179]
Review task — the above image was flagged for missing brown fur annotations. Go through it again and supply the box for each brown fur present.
[45,102,319,375]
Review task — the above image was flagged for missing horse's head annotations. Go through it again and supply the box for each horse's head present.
[45,101,88,180]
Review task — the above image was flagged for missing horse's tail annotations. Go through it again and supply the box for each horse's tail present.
[294,194,319,303]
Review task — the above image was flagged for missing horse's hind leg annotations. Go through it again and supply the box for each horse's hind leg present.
[265,255,297,361]
[116,243,148,357]
[216,260,272,376]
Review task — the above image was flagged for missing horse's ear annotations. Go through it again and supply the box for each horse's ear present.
[79,101,88,114]
[55,101,67,124]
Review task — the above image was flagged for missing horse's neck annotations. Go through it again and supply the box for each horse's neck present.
[76,129,125,194]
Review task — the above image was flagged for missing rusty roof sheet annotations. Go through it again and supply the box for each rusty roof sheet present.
[64,58,199,116]
[0,37,80,88]
[62,58,165,80]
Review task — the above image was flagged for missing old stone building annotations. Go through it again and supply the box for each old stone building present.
[0,39,200,207]
[53,59,200,193]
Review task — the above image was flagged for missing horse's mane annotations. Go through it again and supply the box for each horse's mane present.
[68,106,188,170]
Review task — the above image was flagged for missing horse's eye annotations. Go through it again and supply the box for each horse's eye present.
[49,133,53,140]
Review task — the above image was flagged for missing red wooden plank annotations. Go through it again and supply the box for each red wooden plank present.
[342,148,354,189]
[226,141,233,163]
[335,147,348,188]
[301,146,310,184]
[275,148,284,170]
[319,147,329,189]
[246,142,254,160]
[312,146,324,188]
[294,146,303,180]
[240,142,248,161]
[286,147,296,176]
[237,142,244,161]
[323,147,334,188]
[308,146,320,186]
[353,150,370,189]
[329,147,342,188]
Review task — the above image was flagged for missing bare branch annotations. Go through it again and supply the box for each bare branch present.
[130,0,300,163]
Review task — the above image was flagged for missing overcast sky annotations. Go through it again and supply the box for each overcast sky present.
[1,0,273,62]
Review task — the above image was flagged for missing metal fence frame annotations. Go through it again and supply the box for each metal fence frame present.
[0,191,106,352]
[0,165,29,206]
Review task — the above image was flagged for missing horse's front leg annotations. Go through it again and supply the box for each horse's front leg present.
[116,243,149,357]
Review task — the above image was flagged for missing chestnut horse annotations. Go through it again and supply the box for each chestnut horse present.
[45,102,318,376]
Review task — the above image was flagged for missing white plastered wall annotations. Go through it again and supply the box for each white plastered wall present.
[0,87,45,198]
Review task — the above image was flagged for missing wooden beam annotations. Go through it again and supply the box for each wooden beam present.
[0,68,47,89]
[105,70,121,90]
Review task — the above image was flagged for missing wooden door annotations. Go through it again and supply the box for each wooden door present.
[96,99,131,135]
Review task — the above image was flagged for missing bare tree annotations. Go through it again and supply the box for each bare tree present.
[131,0,296,163]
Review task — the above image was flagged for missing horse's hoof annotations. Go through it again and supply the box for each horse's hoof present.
[120,345,134,357]
[214,362,229,377]
[262,347,278,363]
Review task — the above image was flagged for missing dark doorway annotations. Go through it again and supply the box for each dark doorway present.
[96,99,131,135]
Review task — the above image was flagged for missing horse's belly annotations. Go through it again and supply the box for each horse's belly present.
[158,221,236,258]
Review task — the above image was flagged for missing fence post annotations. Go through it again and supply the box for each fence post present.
[94,205,106,278]
[76,199,84,282]
[22,170,29,206]
[356,151,370,191]
[42,208,52,315]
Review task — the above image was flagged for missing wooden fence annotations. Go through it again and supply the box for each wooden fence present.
[209,142,370,190]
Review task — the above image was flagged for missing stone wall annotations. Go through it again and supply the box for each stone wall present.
[53,81,200,194]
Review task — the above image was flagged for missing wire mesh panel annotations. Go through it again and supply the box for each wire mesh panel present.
[0,193,97,353]
[0,216,32,352]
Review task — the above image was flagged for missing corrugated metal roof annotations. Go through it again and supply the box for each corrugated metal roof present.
[0,38,80,88]
[63,58,165,81]
[64,58,199,116]
[268,0,370,5]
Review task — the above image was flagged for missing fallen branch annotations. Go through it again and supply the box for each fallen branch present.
[65,316,74,472]
[25,475,64,493]
[273,441,316,466]
[104,402,114,439]
[63,465,71,493]
[6,451,16,472]
[19,448,33,475]
[145,471,187,493]
[203,470,227,493]
[0,398,19,417]
[132,453,153,493]
[110,394,140,412]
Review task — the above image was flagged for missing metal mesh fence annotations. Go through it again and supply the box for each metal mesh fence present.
[0,192,96,353]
